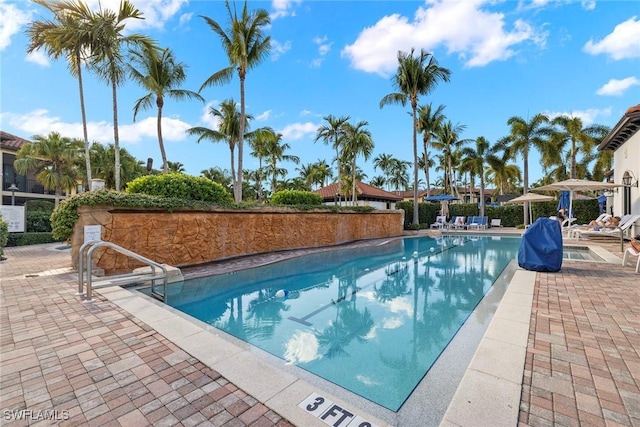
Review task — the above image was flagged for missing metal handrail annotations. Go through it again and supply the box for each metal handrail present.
[77,240,167,303]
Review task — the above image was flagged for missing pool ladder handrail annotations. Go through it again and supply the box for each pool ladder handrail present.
[77,240,167,303]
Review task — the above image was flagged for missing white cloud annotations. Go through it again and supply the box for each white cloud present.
[26,50,50,67]
[256,110,272,121]
[279,122,317,140]
[596,77,640,96]
[0,0,32,51]
[583,16,640,60]
[342,0,547,76]
[178,12,193,27]
[199,101,221,130]
[0,109,193,145]
[271,39,292,61]
[300,109,312,116]
[522,0,595,11]
[271,0,301,21]
[544,108,613,126]
[311,35,332,68]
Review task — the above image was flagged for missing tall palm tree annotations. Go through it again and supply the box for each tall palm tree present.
[432,121,470,197]
[200,0,271,202]
[380,48,451,225]
[26,0,95,188]
[86,0,155,191]
[388,158,411,191]
[261,131,300,194]
[129,47,204,173]
[201,166,233,193]
[187,99,252,196]
[551,115,610,179]
[373,153,394,189]
[460,136,496,217]
[496,113,553,224]
[486,149,521,195]
[13,132,82,206]
[315,115,351,182]
[416,103,446,198]
[341,121,374,205]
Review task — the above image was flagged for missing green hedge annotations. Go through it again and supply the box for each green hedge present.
[27,211,52,232]
[270,190,323,206]
[0,218,8,259]
[126,173,233,204]
[396,199,600,229]
[25,200,54,212]
[6,232,62,247]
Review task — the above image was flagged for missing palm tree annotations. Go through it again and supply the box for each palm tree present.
[315,115,351,182]
[370,176,386,189]
[432,121,470,197]
[13,132,82,206]
[551,115,610,179]
[86,0,155,191]
[380,48,451,225]
[416,103,446,197]
[89,143,145,189]
[388,158,411,191]
[496,113,553,224]
[460,137,496,217]
[261,131,300,194]
[201,166,233,193]
[167,161,185,173]
[373,153,394,189]
[200,0,271,202]
[187,99,252,196]
[26,0,95,188]
[341,121,374,205]
[486,149,521,195]
[129,47,204,173]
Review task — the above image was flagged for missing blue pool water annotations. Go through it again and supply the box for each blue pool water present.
[159,235,521,411]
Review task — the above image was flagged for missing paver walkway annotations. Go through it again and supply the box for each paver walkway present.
[0,244,294,427]
[519,260,640,426]
[1,238,640,426]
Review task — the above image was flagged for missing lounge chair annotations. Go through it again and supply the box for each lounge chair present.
[569,214,631,239]
[468,216,488,230]
[567,214,613,237]
[574,214,640,252]
[622,246,640,273]
[430,215,447,229]
[448,216,466,229]
[490,218,501,228]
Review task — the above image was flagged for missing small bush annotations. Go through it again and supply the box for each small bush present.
[0,217,8,259]
[270,190,323,206]
[126,173,232,204]
[6,232,62,247]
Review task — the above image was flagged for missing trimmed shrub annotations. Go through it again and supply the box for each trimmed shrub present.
[396,201,438,228]
[270,190,323,206]
[0,217,8,259]
[25,200,54,213]
[27,210,52,232]
[126,173,233,204]
[7,232,62,247]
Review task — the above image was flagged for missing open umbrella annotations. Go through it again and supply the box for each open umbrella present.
[533,179,623,227]
[506,193,555,224]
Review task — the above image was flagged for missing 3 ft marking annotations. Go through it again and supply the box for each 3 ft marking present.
[298,393,378,427]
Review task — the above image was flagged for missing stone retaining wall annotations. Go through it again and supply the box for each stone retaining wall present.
[71,205,404,274]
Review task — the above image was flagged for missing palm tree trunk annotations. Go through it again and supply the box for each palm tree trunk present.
[230,146,236,196]
[523,147,530,225]
[111,74,121,191]
[479,174,485,217]
[570,138,576,179]
[236,76,246,203]
[156,97,168,173]
[77,52,91,189]
[352,158,357,206]
[54,186,61,207]
[423,139,431,198]
[412,108,419,225]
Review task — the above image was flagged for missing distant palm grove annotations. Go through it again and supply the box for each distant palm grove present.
[19,0,612,225]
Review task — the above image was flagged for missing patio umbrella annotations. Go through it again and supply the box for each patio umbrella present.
[533,179,623,227]
[557,191,571,217]
[506,193,555,224]
[424,194,458,219]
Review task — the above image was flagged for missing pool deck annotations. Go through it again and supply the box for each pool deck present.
[1,229,639,426]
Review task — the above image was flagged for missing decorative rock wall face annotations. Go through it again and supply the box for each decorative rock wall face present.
[71,206,404,274]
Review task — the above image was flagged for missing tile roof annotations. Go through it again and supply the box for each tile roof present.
[314,181,403,201]
[0,131,31,151]
[598,104,640,151]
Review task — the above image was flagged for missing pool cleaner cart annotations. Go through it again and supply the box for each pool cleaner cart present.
[518,218,563,272]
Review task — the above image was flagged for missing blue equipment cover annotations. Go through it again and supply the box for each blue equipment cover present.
[518,218,563,272]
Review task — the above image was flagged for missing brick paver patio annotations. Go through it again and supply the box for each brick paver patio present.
[1,237,639,426]
[0,244,294,427]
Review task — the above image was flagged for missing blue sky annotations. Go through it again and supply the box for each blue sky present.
[1,0,639,188]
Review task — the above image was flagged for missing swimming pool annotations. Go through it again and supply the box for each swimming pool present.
[157,235,521,411]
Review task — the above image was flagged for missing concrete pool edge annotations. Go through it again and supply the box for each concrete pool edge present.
[439,268,536,427]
